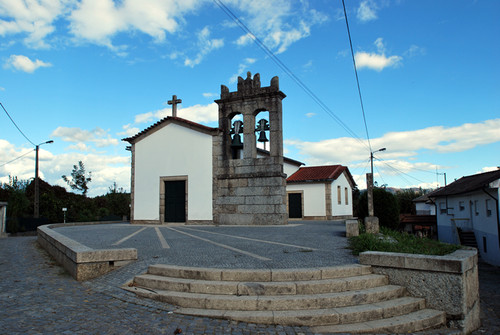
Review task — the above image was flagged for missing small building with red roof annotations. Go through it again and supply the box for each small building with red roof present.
[287,165,356,220]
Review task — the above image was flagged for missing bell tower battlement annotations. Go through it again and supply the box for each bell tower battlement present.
[212,72,288,225]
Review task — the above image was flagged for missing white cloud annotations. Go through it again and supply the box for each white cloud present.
[355,52,402,71]
[0,0,66,48]
[357,0,378,22]
[235,33,254,47]
[305,113,316,118]
[405,44,426,58]
[133,102,218,126]
[229,0,327,54]
[229,58,257,84]
[202,92,218,98]
[184,26,224,67]
[134,112,154,124]
[479,167,500,174]
[68,0,202,49]
[4,54,52,73]
[50,126,119,150]
[0,138,130,197]
[118,124,141,137]
[285,118,500,172]
[355,38,402,71]
[176,102,218,123]
[0,139,54,183]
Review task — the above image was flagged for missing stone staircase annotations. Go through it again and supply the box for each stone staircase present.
[124,264,446,334]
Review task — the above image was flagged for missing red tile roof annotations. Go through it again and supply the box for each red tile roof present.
[287,165,356,186]
[122,116,219,143]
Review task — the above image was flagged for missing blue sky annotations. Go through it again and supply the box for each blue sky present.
[1,0,499,196]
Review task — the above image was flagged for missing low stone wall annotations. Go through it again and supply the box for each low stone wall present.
[359,249,480,334]
[37,224,137,281]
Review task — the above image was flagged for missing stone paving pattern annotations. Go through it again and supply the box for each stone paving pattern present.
[0,221,499,334]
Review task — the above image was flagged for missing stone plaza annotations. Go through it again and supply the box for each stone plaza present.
[1,221,498,334]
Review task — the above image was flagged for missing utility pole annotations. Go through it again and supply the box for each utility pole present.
[365,147,386,233]
[34,140,53,218]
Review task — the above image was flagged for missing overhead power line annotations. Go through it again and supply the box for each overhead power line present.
[0,149,34,168]
[341,0,372,153]
[212,0,369,150]
[1,102,35,146]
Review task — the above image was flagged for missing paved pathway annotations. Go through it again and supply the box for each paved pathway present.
[0,221,498,334]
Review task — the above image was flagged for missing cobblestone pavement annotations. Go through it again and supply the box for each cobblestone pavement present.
[1,221,499,334]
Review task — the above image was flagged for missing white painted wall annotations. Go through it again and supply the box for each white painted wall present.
[287,183,325,217]
[436,187,500,266]
[283,161,301,178]
[133,123,213,221]
[416,202,436,215]
[331,172,354,217]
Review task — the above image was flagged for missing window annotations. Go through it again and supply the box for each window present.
[486,199,492,217]
[337,186,341,205]
[474,200,479,216]
[459,201,465,211]
[483,236,487,253]
[345,187,349,205]
[439,202,446,214]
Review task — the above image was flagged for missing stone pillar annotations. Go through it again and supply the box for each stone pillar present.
[365,172,379,234]
[0,202,7,237]
[367,172,374,217]
[365,216,379,234]
[345,219,359,237]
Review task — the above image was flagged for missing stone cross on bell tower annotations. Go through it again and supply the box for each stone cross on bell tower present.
[168,95,182,117]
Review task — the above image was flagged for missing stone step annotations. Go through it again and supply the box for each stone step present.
[174,296,426,326]
[146,264,373,282]
[310,308,446,334]
[126,284,406,311]
[133,273,389,296]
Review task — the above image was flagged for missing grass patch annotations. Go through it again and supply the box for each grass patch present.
[349,227,461,256]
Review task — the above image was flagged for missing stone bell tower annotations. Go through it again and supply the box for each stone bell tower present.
[213,72,287,225]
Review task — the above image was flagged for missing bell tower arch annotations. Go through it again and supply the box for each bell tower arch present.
[213,72,287,225]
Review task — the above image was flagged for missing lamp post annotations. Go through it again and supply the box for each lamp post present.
[367,147,386,217]
[34,140,54,218]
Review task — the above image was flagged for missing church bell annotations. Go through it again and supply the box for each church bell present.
[231,134,243,149]
[257,130,268,143]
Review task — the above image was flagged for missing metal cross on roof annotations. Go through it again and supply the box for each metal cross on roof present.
[168,95,182,117]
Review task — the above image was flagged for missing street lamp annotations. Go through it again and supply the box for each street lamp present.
[367,147,386,217]
[34,140,54,218]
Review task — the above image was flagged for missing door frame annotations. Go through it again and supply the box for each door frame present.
[160,176,188,224]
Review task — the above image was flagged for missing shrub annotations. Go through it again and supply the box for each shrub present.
[355,188,400,229]
[349,228,461,256]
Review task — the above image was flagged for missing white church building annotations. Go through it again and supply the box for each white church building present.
[123,73,355,225]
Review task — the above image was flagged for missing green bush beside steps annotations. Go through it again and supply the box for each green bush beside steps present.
[349,226,462,256]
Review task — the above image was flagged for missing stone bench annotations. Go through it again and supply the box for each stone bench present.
[37,223,137,281]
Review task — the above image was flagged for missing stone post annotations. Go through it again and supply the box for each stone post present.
[365,172,379,234]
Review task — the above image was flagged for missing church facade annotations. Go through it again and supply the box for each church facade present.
[123,73,355,225]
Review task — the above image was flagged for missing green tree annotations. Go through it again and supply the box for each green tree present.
[62,161,92,196]
[2,176,30,233]
[396,188,424,215]
[355,187,400,230]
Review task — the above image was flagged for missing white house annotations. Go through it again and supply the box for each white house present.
[123,116,356,224]
[430,169,500,266]
[286,165,356,220]
[413,191,437,215]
